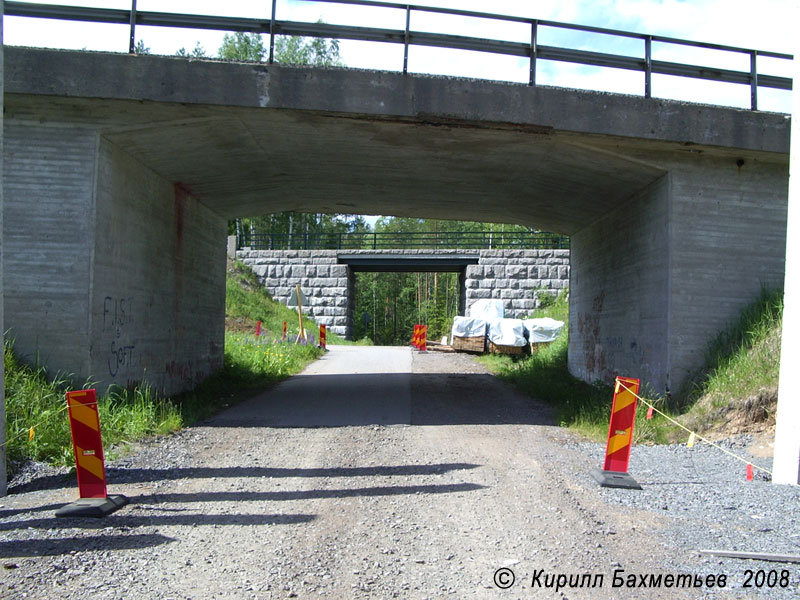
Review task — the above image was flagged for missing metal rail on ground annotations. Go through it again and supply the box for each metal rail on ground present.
[4,0,793,110]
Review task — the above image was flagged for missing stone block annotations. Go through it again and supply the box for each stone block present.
[330,265,348,277]
[479,279,495,289]
[499,289,524,300]
[469,288,491,299]
[507,265,526,278]
[465,265,483,278]
[465,279,479,289]
[511,299,536,310]
[316,265,330,277]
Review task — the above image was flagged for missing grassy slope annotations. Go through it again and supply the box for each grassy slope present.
[479,288,784,443]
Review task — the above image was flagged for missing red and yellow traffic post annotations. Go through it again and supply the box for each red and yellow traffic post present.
[590,376,643,490]
[65,389,107,498]
[410,325,420,348]
[55,390,129,518]
[319,324,327,349]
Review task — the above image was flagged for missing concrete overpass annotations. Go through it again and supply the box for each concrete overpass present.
[1,46,790,400]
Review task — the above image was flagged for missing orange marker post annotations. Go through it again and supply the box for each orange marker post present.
[66,389,107,498]
[55,390,129,518]
[319,324,327,350]
[590,376,643,490]
[410,325,420,348]
[419,325,428,352]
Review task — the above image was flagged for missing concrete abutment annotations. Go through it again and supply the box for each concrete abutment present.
[2,124,226,396]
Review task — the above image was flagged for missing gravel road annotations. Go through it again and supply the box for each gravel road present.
[1,346,799,599]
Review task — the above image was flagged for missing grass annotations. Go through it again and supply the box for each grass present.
[479,287,784,444]
[3,341,183,469]
[678,287,783,437]
[4,261,323,476]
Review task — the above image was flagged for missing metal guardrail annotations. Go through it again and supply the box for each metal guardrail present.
[5,0,793,111]
[237,231,570,251]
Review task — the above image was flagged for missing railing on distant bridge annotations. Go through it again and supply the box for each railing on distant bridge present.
[5,0,792,111]
[237,231,570,251]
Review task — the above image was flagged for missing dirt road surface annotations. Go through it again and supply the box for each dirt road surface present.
[1,347,794,599]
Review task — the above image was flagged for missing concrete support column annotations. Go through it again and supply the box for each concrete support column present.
[773,42,800,485]
[1,3,6,497]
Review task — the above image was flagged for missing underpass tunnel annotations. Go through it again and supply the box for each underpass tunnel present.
[2,49,790,397]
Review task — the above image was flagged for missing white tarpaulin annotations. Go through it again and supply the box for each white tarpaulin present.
[487,318,527,347]
[451,316,487,338]
[468,299,504,320]
[524,317,565,343]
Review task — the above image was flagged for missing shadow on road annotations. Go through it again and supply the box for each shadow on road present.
[0,533,175,558]
[0,512,316,533]
[207,372,555,428]
[132,482,486,505]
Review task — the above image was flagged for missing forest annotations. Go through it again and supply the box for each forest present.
[236,212,566,345]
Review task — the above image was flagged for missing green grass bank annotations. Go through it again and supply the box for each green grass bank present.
[4,261,323,476]
[479,287,783,444]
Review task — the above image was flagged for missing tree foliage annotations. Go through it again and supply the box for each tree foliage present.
[218,32,267,62]
[216,25,341,66]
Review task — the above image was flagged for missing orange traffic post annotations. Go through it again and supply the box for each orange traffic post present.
[419,325,428,352]
[590,376,643,490]
[410,324,420,348]
[55,389,129,518]
[319,324,327,350]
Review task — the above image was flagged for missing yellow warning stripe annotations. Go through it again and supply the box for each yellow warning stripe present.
[607,428,631,455]
[75,446,105,481]
[69,400,100,432]
[612,389,636,413]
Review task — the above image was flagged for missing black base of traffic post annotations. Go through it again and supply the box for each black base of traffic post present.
[590,468,642,490]
[55,494,129,518]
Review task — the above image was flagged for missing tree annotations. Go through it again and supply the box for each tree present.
[134,40,150,55]
[219,32,267,62]
[275,25,342,66]
[176,42,207,58]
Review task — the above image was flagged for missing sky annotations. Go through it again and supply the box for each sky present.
[3,0,796,224]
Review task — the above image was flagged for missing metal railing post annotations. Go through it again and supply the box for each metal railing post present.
[373,232,377,250]
[269,0,277,64]
[403,5,411,75]
[750,50,758,110]
[128,0,137,54]
[644,35,652,98]
[529,20,537,86]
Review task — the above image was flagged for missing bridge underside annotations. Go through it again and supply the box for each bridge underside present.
[1,48,790,396]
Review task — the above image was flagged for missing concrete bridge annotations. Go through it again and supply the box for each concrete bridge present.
[1,45,791,399]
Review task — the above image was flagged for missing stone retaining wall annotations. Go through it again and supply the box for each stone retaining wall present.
[236,247,570,338]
